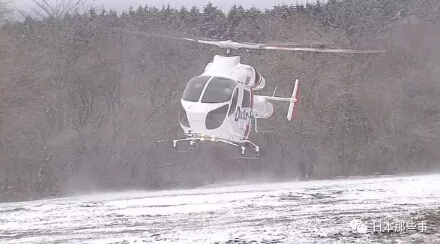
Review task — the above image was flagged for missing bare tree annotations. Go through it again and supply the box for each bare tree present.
[19,0,91,20]
[0,0,11,24]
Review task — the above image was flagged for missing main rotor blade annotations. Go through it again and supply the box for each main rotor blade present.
[260,46,388,54]
[117,29,388,54]
[184,39,387,54]
[182,38,263,49]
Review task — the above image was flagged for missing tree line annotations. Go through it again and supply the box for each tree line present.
[0,0,439,201]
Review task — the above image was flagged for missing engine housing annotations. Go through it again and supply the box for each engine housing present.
[245,68,266,90]
[252,96,273,119]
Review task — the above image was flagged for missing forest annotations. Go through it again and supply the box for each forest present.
[0,0,439,201]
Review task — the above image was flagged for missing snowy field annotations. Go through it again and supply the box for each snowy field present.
[1,174,440,243]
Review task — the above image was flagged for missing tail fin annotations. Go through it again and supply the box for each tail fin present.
[287,78,300,121]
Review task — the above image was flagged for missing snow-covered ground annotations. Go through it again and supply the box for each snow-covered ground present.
[1,174,439,243]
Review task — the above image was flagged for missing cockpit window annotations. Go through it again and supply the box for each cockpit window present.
[201,77,238,103]
[182,76,210,102]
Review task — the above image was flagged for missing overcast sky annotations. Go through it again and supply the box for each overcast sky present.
[12,0,319,14]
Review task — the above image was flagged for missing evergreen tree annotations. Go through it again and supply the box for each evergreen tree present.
[198,2,226,38]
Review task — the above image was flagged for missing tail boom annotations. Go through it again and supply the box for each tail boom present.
[254,78,300,121]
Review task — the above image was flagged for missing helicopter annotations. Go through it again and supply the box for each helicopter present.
[122,30,387,158]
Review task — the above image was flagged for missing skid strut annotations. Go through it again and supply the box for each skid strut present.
[239,140,260,158]
[173,138,196,147]
[172,134,260,158]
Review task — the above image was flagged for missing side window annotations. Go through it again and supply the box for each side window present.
[242,89,251,108]
[228,88,238,116]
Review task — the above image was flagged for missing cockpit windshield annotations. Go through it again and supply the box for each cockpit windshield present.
[201,77,238,103]
[182,76,210,102]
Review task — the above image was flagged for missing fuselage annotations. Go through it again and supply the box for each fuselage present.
[178,55,272,143]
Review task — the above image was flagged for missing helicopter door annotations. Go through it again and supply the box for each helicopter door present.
[240,88,253,138]
[230,87,251,138]
[227,87,243,138]
[228,88,239,117]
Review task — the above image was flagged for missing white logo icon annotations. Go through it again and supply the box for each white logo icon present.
[350,219,368,234]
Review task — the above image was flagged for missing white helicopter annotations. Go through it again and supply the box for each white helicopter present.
[123,30,387,158]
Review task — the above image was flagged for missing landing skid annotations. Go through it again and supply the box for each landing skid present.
[173,147,194,153]
[233,152,260,159]
[172,134,260,158]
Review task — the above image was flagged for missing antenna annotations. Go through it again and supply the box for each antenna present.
[272,86,278,97]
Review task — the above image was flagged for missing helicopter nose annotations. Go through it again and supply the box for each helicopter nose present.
[205,104,229,130]
[182,105,206,129]
[182,102,228,131]
[186,110,207,129]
